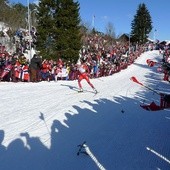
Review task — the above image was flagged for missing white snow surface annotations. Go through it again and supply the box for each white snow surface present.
[0,50,170,170]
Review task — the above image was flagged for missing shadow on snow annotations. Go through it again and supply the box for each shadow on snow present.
[0,89,170,170]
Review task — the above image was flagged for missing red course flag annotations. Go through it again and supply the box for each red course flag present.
[130,76,144,86]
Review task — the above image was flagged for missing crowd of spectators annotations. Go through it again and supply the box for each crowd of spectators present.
[13,26,37,54]
[0,30,169,83]
[160,47,170,82]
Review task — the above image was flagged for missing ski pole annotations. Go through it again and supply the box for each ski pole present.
[77,142,106,170]
[83,143,106,170]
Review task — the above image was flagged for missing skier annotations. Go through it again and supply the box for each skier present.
[77,59,97,93]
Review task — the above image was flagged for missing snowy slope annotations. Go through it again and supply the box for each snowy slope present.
[0,50,170,170]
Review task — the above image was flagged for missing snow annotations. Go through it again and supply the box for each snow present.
[0,50,170,170]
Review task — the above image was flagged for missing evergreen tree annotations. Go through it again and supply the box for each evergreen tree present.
[0,0,35,34]
[36,0,55,59]
[131,3,152,44]
[53,0,81,63]
[10,3,27,30]
[0,0,10,22]
[36,0,81,63]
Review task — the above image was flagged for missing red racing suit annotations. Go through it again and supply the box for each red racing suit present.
[77,63,94,89]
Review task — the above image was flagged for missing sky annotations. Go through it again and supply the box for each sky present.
[0,50,170,169]
[9,0,170,41]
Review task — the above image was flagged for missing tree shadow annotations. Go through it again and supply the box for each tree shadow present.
[0,86,170,170]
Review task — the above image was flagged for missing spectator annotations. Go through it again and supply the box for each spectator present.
[29,54,42,82]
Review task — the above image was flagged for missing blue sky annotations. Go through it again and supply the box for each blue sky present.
[10,0,170,41]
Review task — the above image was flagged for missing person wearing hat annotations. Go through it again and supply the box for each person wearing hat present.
[77,59,97,93]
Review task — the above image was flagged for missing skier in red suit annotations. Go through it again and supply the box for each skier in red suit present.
[77,59,97,93]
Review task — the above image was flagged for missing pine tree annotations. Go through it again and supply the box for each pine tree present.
[10,3,27,30]
[131,3,152,44]
[0,0,10,22]
[36,0,81,63]
[0,0,28,33]
[36,0,55,59]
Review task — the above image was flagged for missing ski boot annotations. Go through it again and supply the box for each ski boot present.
[93,88,98,94]
[78,88,83,93]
